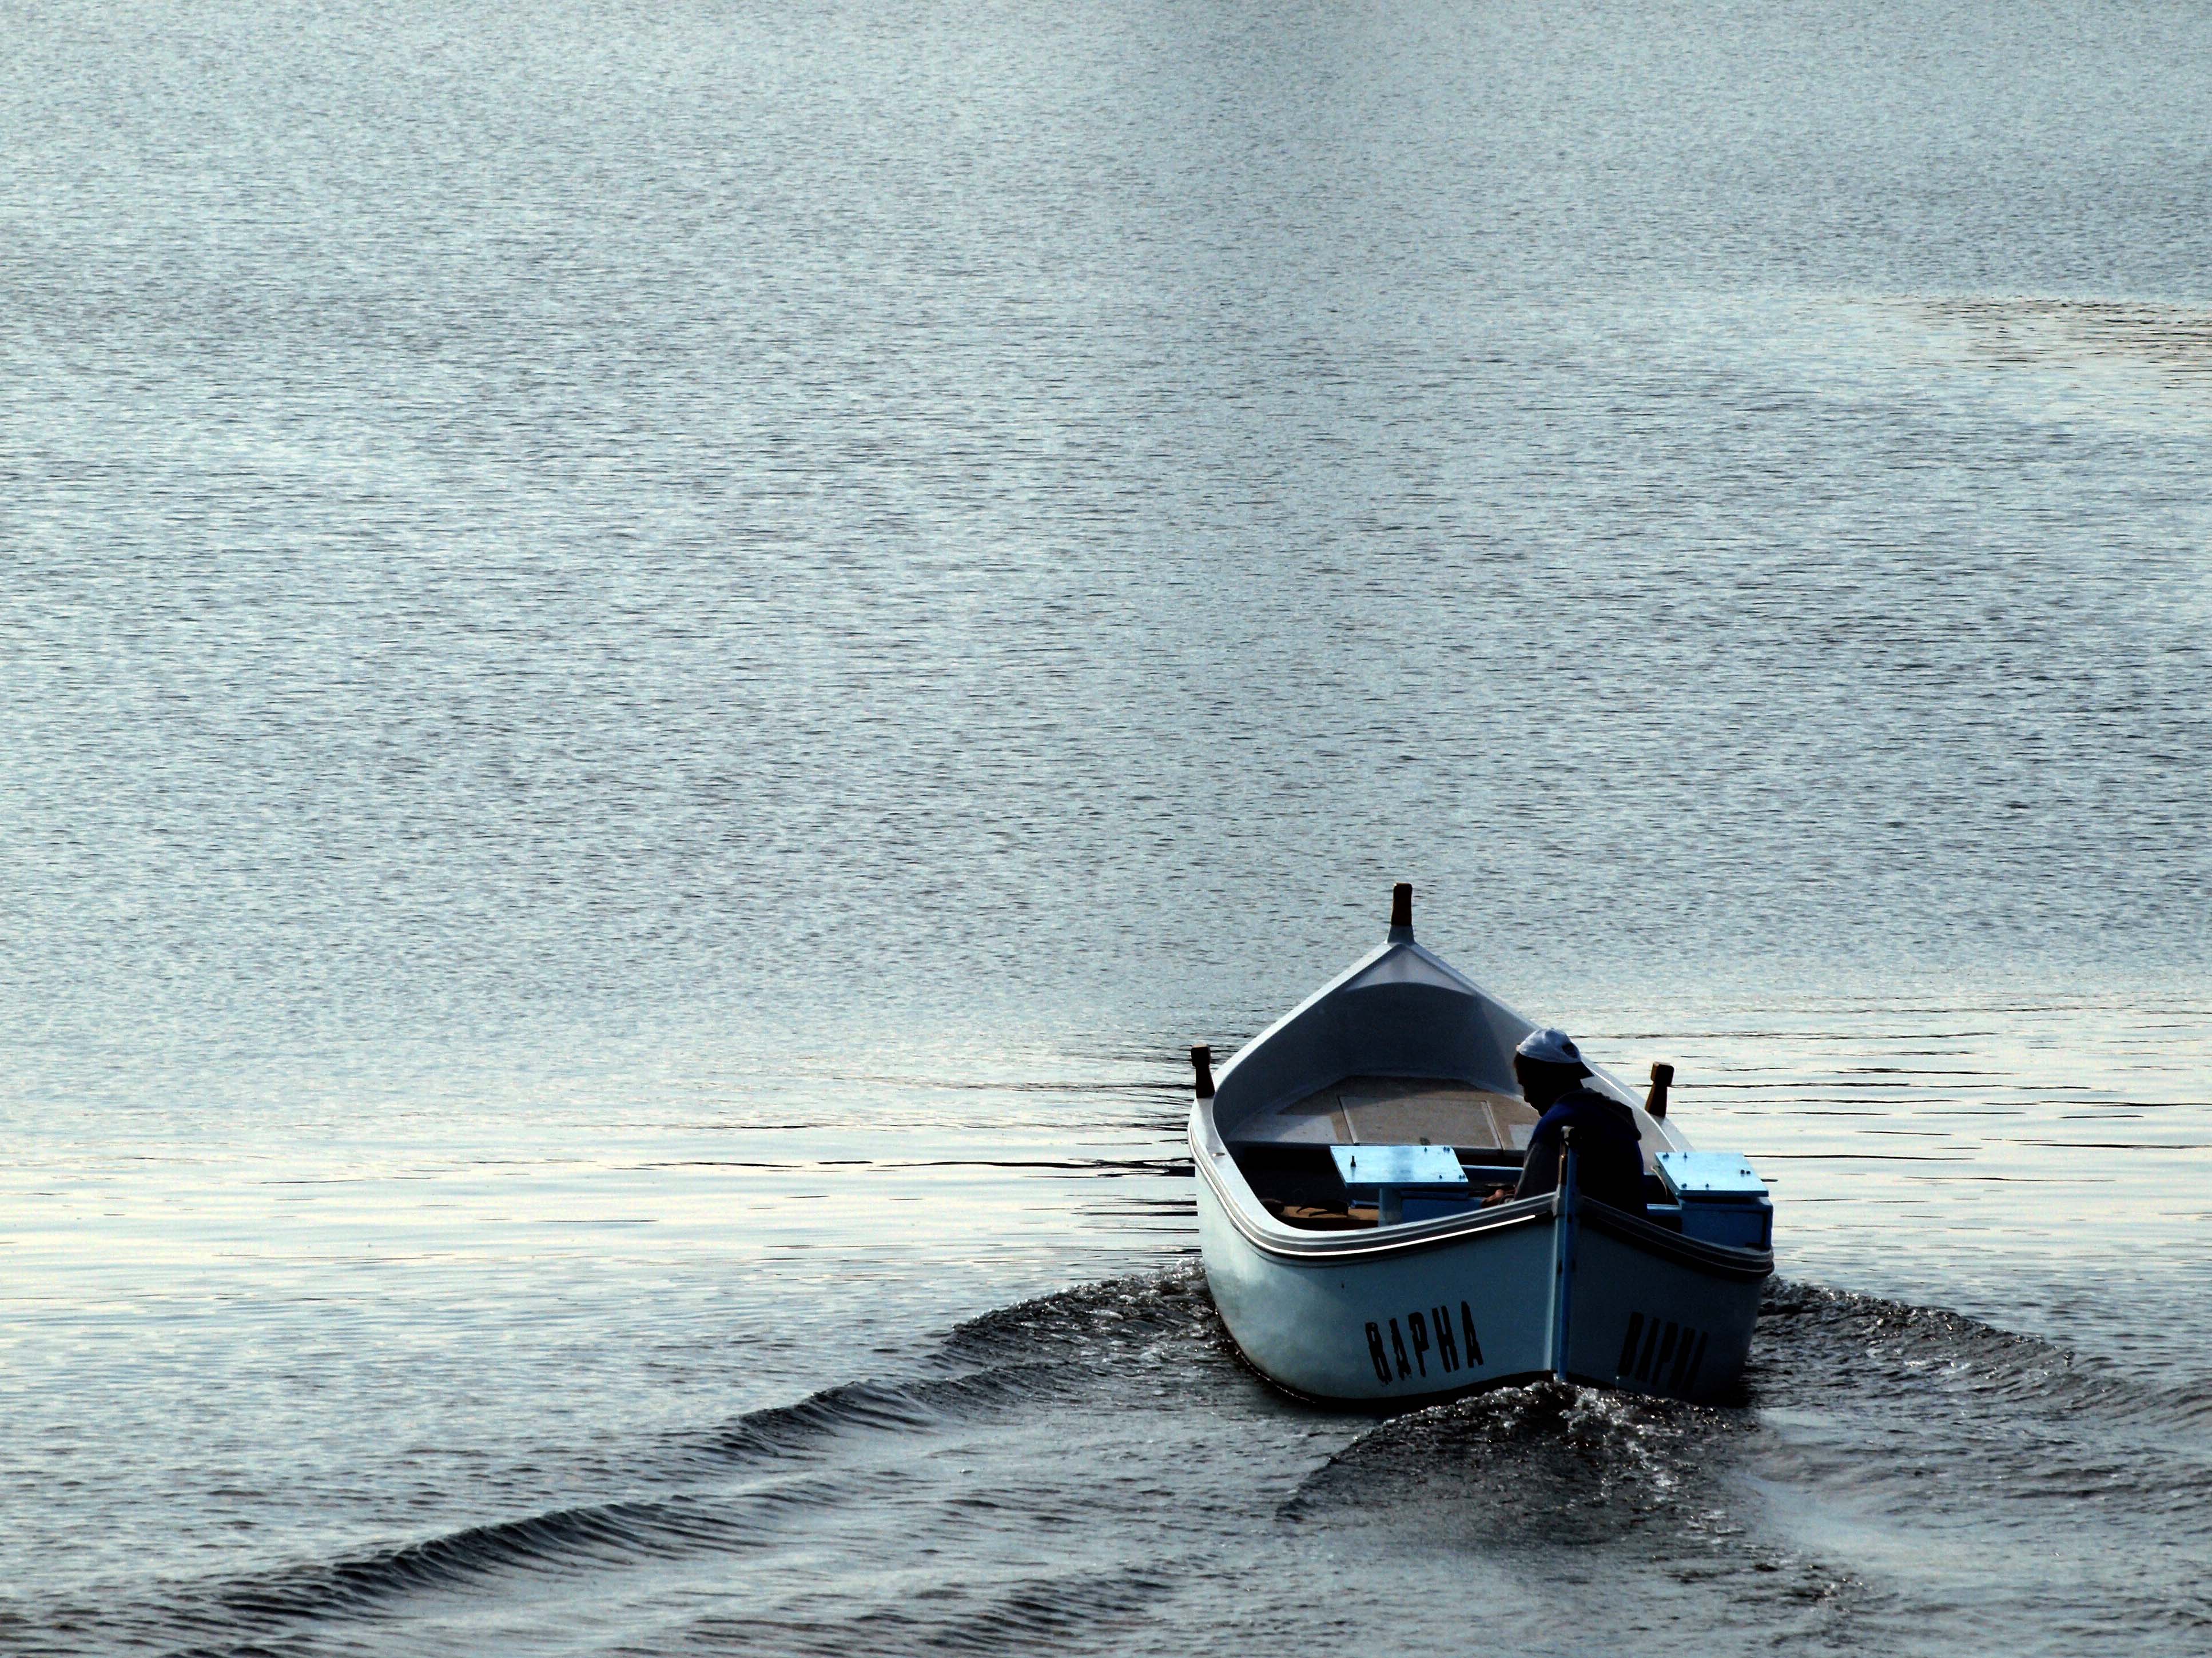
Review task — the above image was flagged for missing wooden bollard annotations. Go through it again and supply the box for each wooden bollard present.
[1191,1044,1215,1099]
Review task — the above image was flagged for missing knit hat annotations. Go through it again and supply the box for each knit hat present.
[1515,1027,1588,1071]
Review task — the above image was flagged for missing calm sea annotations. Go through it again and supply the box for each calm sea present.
[5,1,2210,1652]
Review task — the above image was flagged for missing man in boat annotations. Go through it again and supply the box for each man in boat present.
[1483,1027,1647,1215]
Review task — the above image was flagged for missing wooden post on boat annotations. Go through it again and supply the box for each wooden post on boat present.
[1389,881,1414,942]
[1191,1044,1215,1099]
[1646,1062,1675,1120]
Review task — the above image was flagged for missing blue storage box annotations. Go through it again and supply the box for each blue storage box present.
[1654,1151,1772,1251]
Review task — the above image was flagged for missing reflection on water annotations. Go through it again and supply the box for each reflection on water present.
[1927,298,2212,384]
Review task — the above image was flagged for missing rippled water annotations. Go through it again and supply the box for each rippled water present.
[4,0,2210,1652]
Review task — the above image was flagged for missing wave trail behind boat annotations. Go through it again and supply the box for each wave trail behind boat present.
[29,1269,2212,1658]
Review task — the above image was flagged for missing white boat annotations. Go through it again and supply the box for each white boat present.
[1190,885,1773,1406]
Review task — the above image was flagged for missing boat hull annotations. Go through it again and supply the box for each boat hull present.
[1196,1154,1767,1406]
[1560,1199,1768,1399]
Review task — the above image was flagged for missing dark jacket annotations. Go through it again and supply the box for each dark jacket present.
[1514,1086,1646,1215]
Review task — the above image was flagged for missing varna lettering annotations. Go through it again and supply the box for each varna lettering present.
[1615,1311,1709,1394]
[1364,1301,1485,1385]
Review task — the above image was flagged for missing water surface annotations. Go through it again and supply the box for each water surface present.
[3,0,2210,1652]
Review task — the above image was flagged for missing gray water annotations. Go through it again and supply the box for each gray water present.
[5,0,2211,1651]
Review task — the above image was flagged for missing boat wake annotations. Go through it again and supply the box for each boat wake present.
[164,1494,759,1629]
[33,1270,2212,1657]
[1284,1378,1748,1538]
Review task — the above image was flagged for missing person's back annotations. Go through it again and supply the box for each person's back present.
[1514,1084,1647,1215]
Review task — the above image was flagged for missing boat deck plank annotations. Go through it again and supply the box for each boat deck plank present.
[1240,1074,1538,1150]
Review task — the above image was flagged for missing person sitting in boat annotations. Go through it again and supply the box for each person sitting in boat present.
[1483,1027,1647,1215]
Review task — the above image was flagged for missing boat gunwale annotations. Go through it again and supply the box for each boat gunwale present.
[1572,1185,1775,1281]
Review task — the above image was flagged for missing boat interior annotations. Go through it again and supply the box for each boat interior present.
[1197,904,1747,1236]
[1223,1071,1676,1231]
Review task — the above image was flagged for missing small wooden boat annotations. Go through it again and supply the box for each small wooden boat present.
[1191,884,1773,1406]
